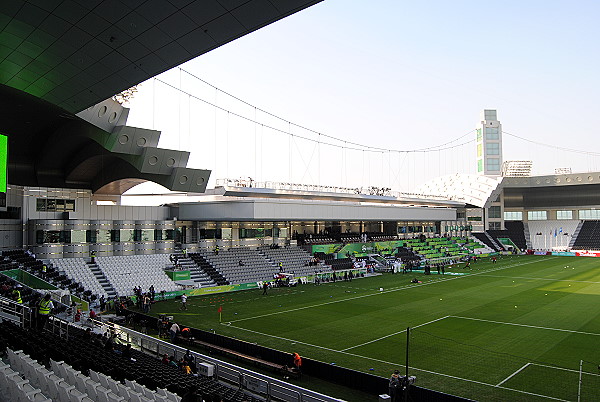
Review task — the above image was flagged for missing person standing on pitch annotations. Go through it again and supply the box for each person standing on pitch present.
[180,294,188,310]
[262,281,269,295]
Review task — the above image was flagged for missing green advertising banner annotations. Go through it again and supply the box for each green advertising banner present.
[311,244,342,254]
[153,282,261,301]
[1,269,57,290]
[165,270,191,281]
[337,241,404,257]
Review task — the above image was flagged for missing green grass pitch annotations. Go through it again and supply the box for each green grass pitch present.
[145,255,600,401]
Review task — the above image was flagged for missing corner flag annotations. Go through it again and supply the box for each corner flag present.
[218,305,223,322]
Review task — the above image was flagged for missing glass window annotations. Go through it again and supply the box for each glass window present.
[222,228,232,240]
[488,206,501,218]
[71,230,86,243]
[35,198,76,212]
[579,210,600,220]
[97,230,111,242]
[36,199,47,211]
[120,229,134,242]
[485,127,499,139]
[141,229,154,241]
[65,199,75,212]
[486,158,500,171]
[42,230,62,243]
[485,111,497,120]
[556,210,573,220]
[279,227,288,238]
[486,142,500,155]
[55,199,65,211]
[504,211,523,221]
[477,159,483,172]
[528,211,548,220]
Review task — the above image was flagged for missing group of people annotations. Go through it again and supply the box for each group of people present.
[159,320,192,343]
[161,349,197,375]
[134,285,161,313]
[2,281,55,330]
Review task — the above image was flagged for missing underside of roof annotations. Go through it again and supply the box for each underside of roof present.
[0,0,322,194]
[1,0,322,113]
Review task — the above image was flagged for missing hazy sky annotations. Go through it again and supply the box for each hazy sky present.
[124,0,600,200]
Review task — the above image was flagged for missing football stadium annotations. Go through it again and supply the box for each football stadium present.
[0,1,599,401]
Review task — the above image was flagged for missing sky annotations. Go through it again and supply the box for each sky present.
[123,0,600,201]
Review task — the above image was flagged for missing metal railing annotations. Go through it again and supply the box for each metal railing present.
[92,319,343,402]
[0,296,32,328]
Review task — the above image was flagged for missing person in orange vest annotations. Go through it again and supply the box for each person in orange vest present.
[292,352,302,372]
[181,327,191,340]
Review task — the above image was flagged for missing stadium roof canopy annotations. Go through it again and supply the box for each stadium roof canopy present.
[418,171,600,210]
[0,0,322,193]
[416,174,503,208]
[502,172,600,208]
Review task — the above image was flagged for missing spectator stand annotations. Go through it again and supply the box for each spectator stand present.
[90,318,343,402]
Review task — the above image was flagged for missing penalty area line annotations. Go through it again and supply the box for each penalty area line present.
[451,315,600,337]
[496,363,530,387]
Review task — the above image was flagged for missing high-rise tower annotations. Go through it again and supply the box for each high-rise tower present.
[476,110,503,176]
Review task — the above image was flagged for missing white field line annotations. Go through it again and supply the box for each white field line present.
[496,363,531,386]
[340,315,450,352]
[227,257,551,324]
[451,315,600,337]
[479,274,600,284]
[224,323,567,401]
[531,362,600,378]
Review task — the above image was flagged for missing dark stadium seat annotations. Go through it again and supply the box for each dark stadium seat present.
[487,221,527,250]
[572,220,600,249]
[0,321,262,402]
